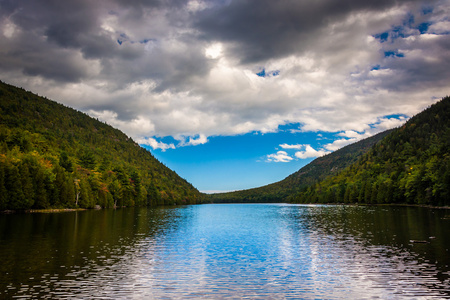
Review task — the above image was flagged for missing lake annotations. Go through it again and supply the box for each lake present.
[1,204,449,299]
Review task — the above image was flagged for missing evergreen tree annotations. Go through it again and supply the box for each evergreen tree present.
[79,149,96,170]
[0,162,7,210]
[5,163,25,210]
[34,168,49,209]
[59,151,73,172]
[19,163,34,208]
[78,178,94,208]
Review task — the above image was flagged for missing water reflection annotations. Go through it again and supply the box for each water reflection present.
[0,204,449,299]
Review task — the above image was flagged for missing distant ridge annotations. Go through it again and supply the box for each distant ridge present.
[292,96,449,206]
[0,81,204,210]
[209,129,393,203]
[210,95,450,206]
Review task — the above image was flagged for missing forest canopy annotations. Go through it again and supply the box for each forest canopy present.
[210,96,450,207]
[0,81,204,211]
[291,96,450,206]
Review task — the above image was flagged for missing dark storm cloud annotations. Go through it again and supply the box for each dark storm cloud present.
[5,0,97,40]
[373,38,450,92]
[5,0,116,60]
[0,0,196,86]
[0,29,91,82]
[113,0,189,9]
[195,0,439,63]
[1,0,449,141]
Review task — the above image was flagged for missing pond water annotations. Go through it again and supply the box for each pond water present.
[1,204,449,299]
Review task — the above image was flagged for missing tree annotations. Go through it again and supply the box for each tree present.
[59,151,73,172]
[108,179,122,208]
[53,165,74,207]
[19,163,34,208]
[34,168,49,209]
[5,163,25,210]
[78,178,94,208]
[0,162,8,210]
[79,149,96,170]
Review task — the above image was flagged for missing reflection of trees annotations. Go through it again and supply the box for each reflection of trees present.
[0,207,180,298]
[1,205,449,298]
[294,205,450,296]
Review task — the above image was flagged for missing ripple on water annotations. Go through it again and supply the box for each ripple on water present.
[1,204,450,299]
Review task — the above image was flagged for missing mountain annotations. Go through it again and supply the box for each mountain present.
[292,96,450,206]
[210,96,450,206]
[0,81,204,210]
[209,129,393,203]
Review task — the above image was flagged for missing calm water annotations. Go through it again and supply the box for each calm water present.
[1,204,449,299]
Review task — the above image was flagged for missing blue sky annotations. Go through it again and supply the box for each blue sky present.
[1,0,449,193]
[145,125,323,192]
[145,119,407,192]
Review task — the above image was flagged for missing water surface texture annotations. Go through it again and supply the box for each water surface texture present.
[1,204,449,299]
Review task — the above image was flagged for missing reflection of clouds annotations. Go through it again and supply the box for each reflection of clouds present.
[292,205,450,298]
[17,205,449,298]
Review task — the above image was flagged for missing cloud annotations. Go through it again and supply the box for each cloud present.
[323,138,359,152]
[267,151,294,163]
[323,115,409,151]
[87,109,156,137]
[178,134,209,146]
[279,144,304,150]
[0,0,449,146]
[268,144,329,162]
[137,133,208,150]
[137,137,175,151]
[294,145,330,159]
[274,114,408,160]
[194,0,432,64]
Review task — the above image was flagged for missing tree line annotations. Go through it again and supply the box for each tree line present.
[290,96,450,206]
[0,81,204,211]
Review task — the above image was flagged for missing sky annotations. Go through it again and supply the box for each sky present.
[1,0,449,193]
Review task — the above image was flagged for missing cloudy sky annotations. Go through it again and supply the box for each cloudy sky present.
[1,0,449,192]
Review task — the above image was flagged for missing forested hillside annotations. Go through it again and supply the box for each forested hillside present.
[0,81,204,211]
[292,96,450,206]
[210,130,392,203]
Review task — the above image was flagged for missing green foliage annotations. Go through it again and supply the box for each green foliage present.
[0,81,204,211]
[59,151,73,172]
[210,96,450,207]
[209,129,393,203]
[79,149,96,170]
[291,96,450,206]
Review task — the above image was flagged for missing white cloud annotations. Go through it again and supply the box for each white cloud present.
[375,116,409,130]
[205,43,223,59]
[178,134,209,147]
[323,138,358,152]
[269,144,330,162]
[275,114,408,160]
[322,115,409,151]
[279,143,304,150]
[187,134,208,146]
[267,151,294,163]
[0,0,448,146]
[294,145,330,159]
[137,137,175,151]
[87,109,156,137]
[337,130,365,139]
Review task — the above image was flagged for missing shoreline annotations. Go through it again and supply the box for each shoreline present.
[2,202,450,214]
[1,208,87,214]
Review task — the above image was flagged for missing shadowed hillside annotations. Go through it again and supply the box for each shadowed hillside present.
[210,96,450,206]
[209,130,393,203]
[292,96,450,206]
[0,81,204,210]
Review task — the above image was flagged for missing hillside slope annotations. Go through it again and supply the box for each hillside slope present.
[292,96,450,206]
[209,129,393,203]
[0,81,204,210]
